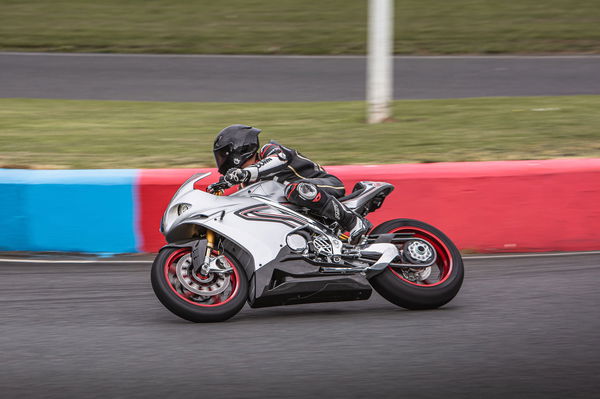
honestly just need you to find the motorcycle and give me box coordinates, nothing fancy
[151,172,464,322]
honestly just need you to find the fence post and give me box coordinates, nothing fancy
[367,0,394,123]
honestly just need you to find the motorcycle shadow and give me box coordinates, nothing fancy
[232,302,459,323]
[155,302,460,324]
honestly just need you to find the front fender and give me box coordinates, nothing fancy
[164,216,274,278]
[159,235,256,282]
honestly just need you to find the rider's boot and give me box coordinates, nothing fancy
[347,216,373,245]
[322,197,372,244]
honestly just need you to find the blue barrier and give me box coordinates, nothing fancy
[0,169,138,253]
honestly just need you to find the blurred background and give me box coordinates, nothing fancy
[0,0,599,169]
[1,2,599,399]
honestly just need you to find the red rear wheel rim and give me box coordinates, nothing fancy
[387,226,453,287]
[163,248,240,307]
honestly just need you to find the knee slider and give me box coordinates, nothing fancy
[296,182,318,200]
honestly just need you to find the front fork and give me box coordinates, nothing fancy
[189,228,233,276]
[199,230,217,276]
[196,188,225,276]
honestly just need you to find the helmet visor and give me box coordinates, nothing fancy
[214,145,234,174]
[214,143,258,174]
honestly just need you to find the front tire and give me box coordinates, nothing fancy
[151,247,248,322]
[368,219,464,310]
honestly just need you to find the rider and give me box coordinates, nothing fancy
[208,124,371,244]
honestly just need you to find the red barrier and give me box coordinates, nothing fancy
[137,159,600,253]
[137,168,216,253]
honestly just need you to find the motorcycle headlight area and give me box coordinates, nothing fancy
[177,203,191,215]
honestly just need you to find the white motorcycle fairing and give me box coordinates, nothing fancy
[160,173,400,308]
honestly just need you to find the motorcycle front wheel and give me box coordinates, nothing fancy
[368,219,464,310]
[151,247,248,322]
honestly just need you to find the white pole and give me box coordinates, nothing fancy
[367,0,394,124]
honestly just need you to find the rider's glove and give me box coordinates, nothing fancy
[207,177,231,194]
[224,168,251,185]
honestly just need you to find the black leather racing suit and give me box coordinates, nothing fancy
[241,141,357,230]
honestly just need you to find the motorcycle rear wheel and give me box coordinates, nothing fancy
[368,218,464,310]
[151,247,248,322]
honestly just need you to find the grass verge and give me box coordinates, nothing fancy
[0,96,599,169]
[0,0,598,55]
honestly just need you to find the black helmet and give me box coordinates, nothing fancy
[213,124,261,174]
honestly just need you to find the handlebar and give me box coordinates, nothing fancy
[207,178,231,195]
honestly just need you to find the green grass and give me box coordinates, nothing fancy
[0,0,598,55]
[1,96,599,169]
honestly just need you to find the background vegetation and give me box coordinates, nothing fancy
[0,0,598,55]
[1,96,599,169]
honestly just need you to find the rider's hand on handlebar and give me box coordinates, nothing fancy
[207,169,250,194]
[223,168,251,185]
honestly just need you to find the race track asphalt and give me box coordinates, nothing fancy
[1,53,599,101]
[1,252,599,399]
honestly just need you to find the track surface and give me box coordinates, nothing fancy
[1,253,599,398]
[1,53,599,101]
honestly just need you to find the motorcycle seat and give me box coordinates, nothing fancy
[339,181,394,215]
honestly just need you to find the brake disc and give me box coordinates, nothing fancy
[175,254,231,296]
[401,265,433,282]
[404,240,435,264]
[401,239,436,282]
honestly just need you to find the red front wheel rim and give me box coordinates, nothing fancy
[387,227,453,287]
[163,248,240,307]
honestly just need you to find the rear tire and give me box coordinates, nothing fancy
[368,219,464,310]
[151,247,248,322]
